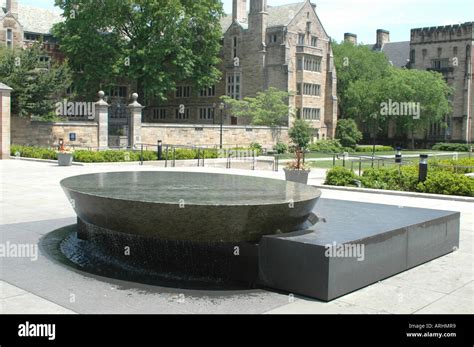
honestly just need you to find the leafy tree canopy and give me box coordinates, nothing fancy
[221,87,290,126]
[0,44,72,119]
[335,118,363,148]
[53,0,224,101]
[289,119,313,149]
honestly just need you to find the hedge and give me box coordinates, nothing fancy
[325,165,473,197]
[432,143,471,152]
[11,145,57,160]
[10,145,231,163]
[355,145,393,152]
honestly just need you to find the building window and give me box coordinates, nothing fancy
[298,34,305,45]
[199,107,214,120]
[233,36,238,59]
[304,57,321,72]
[176,86,191,98]
[175,108,190,120]
[270,34,278,43]
[25,33,40,41]
[153,108,166,120]
[226,73,241,99]
[306,22,312,32]
[303,108,320,120]
[311,36,318,47]
[109,86,127,98]
[200,85,215,97]
[422,49,427,59]
[6,29,13,49]
[431,59,449,70]
[297,58,303,71]
[303,83,321,96]
[410,50,415,64]
[437,47,442,57]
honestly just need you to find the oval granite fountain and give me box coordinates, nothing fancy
[58,171,321,287]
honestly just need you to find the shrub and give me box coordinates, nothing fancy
[73,150,157,163]
[249,142,263,156]
[325,167,357,186]
[431,158,474,174]
[360,165,473,197]
[355,145,393,152]
[11,145,57,160]
[273,142,288,154]
[309,139,344,153]
[361,166,419,191]
[335,119,363,148]
[432,143,471,152]
[417,171,474,197]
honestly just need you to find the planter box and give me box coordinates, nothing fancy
[283,168,310,184]
[58,152,73,166]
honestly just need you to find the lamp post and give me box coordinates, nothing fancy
[418,154,428,182]
[395,147,402,163]
[157,140,163,160]
[219,102,225,149]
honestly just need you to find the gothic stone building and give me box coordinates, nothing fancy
[147,0,338,140]
[346,24,474,144]
[0,0,62,61]
[409,22,473,143]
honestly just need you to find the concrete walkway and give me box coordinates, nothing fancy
[0,159,472,314]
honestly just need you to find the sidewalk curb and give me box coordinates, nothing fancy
[10,157,84,166]
[313,184,474,202]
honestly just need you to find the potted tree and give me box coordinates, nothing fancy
[284,119,313,184]
[57,138,74,166]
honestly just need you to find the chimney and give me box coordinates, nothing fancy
[6,0,18,18]
[232,0,247,24]
[344,33,357,45]
[376,29,390,49]
[249,0,267,14]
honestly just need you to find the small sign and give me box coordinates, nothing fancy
[69,133,77,141]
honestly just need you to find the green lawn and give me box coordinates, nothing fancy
[277,150,470,160]
[307,152,471,171]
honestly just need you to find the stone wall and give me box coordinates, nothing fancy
[141,123,289,149]
[11,117,99,148]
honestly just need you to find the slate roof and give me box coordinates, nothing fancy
[220,2,306,33]
[365,41,410,68]
[1,2,62,34]
[0,82,13,90]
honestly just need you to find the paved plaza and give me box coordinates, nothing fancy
[0,159,473,314]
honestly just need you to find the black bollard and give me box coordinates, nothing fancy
[157,140,163,161]
[395,147,402,163]
[418,154,428,182]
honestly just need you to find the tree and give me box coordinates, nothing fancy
[336,119,363,148]
[343,67,452,148]
[0,45,72,119]
[332,41,392,118]
[289,119,312,149]
[53,0,224,101]
[221,88,290,126]
[288,119,312,170]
